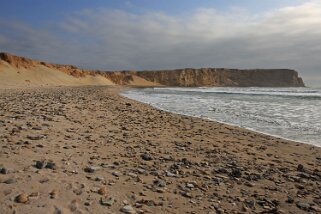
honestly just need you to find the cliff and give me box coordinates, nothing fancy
[130,68,305,87]
[0,52,305,87]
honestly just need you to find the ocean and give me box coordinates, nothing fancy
[122,87,321,147]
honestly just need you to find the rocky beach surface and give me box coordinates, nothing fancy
[0,86,320,214]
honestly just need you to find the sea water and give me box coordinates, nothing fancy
[122,87,321,147]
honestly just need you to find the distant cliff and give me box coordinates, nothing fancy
[1,52,305,87]
[104,68,304,87]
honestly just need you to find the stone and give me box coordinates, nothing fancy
[100,197,115,206]
[181,191,192,198]
[15,193,29,203]
[35,160,46,169]
[153,179,166,187]
[0,167,9,174]
[311,205,321,212]
[297,164,304,172]
[230,168,242,178]
[186,183,194,188]
[112,171,121,177]
[27,135,45,140]
[166,171,176,177]
[84,166,100,173]
[120,205,136,214]
[296,202,310,211]
[3,177,17,184]
[127,172,138,178]
[98,186,108,195]
[50,189,58,199]
[141,153,153,161]
[45,161,57,170]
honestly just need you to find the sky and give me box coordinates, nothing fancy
[0,0,320,87]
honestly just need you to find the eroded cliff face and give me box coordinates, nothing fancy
[129,68,305,87]
[0,52,305,87]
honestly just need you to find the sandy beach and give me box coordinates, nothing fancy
[0,86,320,214]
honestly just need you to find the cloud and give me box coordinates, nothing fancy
[1,1,321,86]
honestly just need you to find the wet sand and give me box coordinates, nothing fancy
[0,86,320,214]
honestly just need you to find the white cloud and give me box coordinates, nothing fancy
[1,1,321,86]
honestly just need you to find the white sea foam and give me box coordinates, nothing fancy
[122,87,321,147]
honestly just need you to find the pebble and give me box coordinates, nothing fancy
[112,171,121,177]
[84,166,101,173]
[100,197,115,206]
[120,205,136,214]
[35,160,46,169]
[141,153,153,161]
[50,189,58,199]
[98,186,108,195]
[154,179,166,187]
[0,167,9,174]
[27,135,45,140]
[166,171,176,177]
[3,177,17,184]
[15,193,29,203]
[45,161,57,170]
[296,202,310,211]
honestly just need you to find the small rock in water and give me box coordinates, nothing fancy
[15,193,29,203]
[120,205,136,214]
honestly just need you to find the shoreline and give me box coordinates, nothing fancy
[1,85,320,213]
[121,87,321,148]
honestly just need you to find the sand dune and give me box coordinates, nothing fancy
[0,60,114,88]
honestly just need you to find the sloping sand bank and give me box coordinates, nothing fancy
[0,60,114,88]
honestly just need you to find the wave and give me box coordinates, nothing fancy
[151,87,321,99]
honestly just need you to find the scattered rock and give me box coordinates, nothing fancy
[27,135,45,140]
[100,197,115,206]
[153,179,166,187]
[297,164,304,172]
[45,161,57,170]
[15,193,29,203]
[35,160,46,169]
[120,205,136,214]
[98,186,107,195]
[0,167,9,174]
[296,202,310,211]
[230,168,242,178]
[50,189,58,199]
[141,153,153,161]
[84,166,101,173]
[3,177,17,184]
